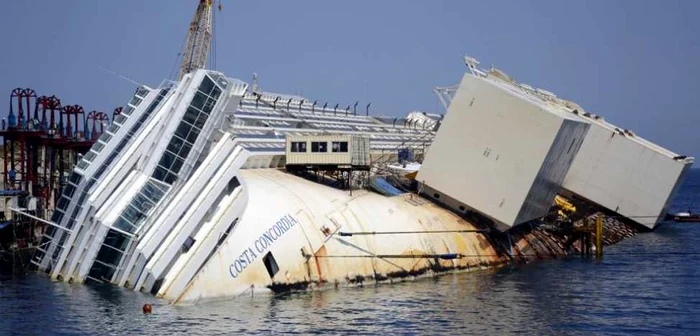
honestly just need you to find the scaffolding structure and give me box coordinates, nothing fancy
[0,87,114,219]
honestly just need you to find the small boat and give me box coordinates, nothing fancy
[666,211,700,222]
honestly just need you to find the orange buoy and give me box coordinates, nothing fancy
[142,304,152,314]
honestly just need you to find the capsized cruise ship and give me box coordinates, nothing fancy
[30,57,692,304]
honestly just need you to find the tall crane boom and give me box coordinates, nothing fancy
[178,0,214,80]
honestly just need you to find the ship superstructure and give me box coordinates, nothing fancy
[31,69,436,291]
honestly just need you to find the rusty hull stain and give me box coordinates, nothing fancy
[265,214,637,295]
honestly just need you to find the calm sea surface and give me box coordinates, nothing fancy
[2,169,699,335]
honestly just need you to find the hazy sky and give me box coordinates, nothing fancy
[1,1,698,161]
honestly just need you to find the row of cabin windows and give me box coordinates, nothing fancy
[291,141,349,153]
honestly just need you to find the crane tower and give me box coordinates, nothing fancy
[178,0,214,80]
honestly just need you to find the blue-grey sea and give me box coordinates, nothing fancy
[1,169,699,335]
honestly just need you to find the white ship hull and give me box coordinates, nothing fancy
[165,168,502,303]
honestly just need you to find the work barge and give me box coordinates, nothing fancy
[5,54,687,304]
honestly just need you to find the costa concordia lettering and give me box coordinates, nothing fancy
[29,56,692,304]
[230,214,297,278]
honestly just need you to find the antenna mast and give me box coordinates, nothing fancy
[178,0,214,80]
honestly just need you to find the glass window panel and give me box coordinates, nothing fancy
[191,92,207,111]
[70,205,81,221]
[114,217,137,233]
[332,141,348,153]
[77,159,90,170]
[77,190,89,206]
[57,197,70,211]
[175,122,191,140]
[142,181,166,202]
[116,137,130,150]
[131,194,155,214]
[164,172,178,185]
[123,106,135,116]
[92,142,105,153]
[166,136,185,154]
[98,132,113,143]
[171,157,184,174]
[202,97,217,114]
[137,87,150,97]
[210,87,222,101]
[85,179,96,190]
[129,96,142,106]
[88,258,117,282]
[291,142,307,152]
[186,127,200,143]
[68,172,82,185]
[83,151,97,162]
[114,114,127,125]
[199,76,215,95]
[311,142,328,153]
[183,107,199,125]
[193,114,206,129]
[150,179,169,194]
[96,234,130,258]
[65,219,77,230]
[51,210,64,223]
[94,164,108,179]
[153,166,167,181]
[227,176,240,193]
[170,158,185,173]
[158,151,176,170]
[120,205,141,223]
[178,142,192,158]
[104,229,131,251]
[63,184,77,198]
[107,123,120,133]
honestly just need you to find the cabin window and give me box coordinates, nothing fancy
[182,236,196,253]
[98,132,112,143]
[263,252,280,278]
[83,151,97,163]
[291,141,307,153]
[51,209,64,223]
[114,114,128,125]
[227,176,240,193]
[311,141,328,153]
[57,196,71,211]
[68,172,83,185]
[129,96,142,107]
[332,141,349,153]
[217,218,239,247]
